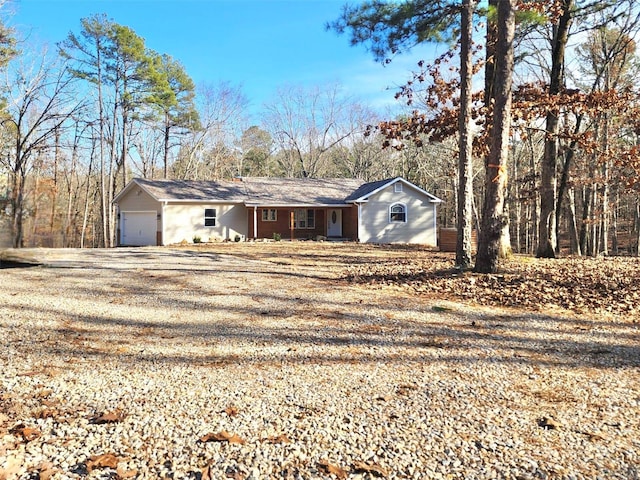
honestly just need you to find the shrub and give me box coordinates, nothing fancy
[193,235,202,244]
[273,232,281,242]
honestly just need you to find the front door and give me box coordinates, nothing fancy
[327,209,342,237]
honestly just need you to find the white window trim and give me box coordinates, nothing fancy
[262,208,277,222]
[204,208,217,227]
[389,203,407,223]
[294,208,315,229]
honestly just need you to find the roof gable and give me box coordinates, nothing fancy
[346,177,443,203]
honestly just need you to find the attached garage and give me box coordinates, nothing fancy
[120,211,157,246]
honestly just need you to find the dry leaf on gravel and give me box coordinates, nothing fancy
[396,384,418,396]
[353,461,388,477]
[89,410,125,424]
[224,406,240,417]
[86,453,121,471]
[201,465,213,480]
[9,423,41,442]
[264,434,291,444]
[0,455,23,480]
[199,430,246,444]
[538,417,562,430]
[317,459,348,479]
[36,462,57,480]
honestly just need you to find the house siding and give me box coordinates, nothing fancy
[163,203,248,244]
[359,183,437,245]
[116,187,162,213]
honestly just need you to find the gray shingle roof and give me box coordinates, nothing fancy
[133,178,247,202]
[129,177,369,205]
[242,177,365,205]
[121,176,441,206]
[343,178,395,202]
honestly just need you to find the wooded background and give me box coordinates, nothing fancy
[1,1,639,258]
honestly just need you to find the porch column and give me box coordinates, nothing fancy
[253,206,258,239]
[290,210,294,240]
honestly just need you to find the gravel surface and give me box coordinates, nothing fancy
[1,245,639,480]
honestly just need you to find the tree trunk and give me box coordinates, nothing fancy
[10,166,25,248]
[474,0,515,273]
[50,128,60,237]
[537,0,573,258]
[567,187,581,255]
[611,187,618,255]
[599,159,610,256]
[455,0,476,269]
[635,200,640,256]
[554,114,582,255]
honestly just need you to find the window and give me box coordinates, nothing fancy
[294,209,315,229]
[394,182,403,193]
[389,203,406,223]
[262,208,277,221]
[204,208,216,227]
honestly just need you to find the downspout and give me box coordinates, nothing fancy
[432,202,438,246]
[357,203,362,243]
[253,206,258,239]
[161,201,167,246]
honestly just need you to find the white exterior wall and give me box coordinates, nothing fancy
[359,183,437,245]
[163,203,248,244]
[117,187,162,213]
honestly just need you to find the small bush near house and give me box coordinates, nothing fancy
[273,233,281,241]
[234,235,241,242]
[193,235,202,244]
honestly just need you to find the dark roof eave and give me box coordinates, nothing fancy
[244,203,353,208]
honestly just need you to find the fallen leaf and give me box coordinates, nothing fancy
[35,389,53,398]
[353,461,388,477]
[199,430,246,445]
[576,430,606,441]
[317,459,348,479]
[9,424,41,442]
[396,384,418,396]
[90,410,125,424]
[0,455,23,479]
[224,406,240,417]
[37,462,57,480]
[201,465,212,480]
[265,434,291,444]
[34,408,57,419]
[538,416,562,430]
[86,453,121,471]
[375,395,392,402]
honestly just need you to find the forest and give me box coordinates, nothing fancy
[1,0,639,264]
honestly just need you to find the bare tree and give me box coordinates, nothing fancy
[173,81,248,180]
[1,54,83,247]
[263,84,370,178]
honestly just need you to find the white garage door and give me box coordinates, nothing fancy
[121,211,157,246]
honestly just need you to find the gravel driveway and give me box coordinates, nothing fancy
[1,245,639,479]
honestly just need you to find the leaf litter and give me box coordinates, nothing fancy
[345,254,640,318]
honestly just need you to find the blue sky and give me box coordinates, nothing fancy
[7,0,441,119]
